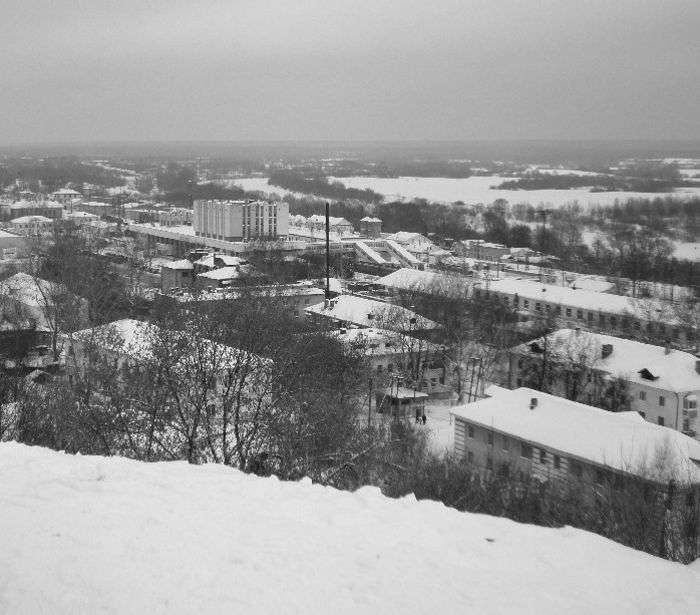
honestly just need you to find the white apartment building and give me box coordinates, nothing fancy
[508,329,700,439]
[479,278,694,347]
[193,199,289,241]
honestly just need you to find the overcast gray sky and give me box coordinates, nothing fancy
[2,0,699,143]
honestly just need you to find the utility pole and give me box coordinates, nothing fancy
[325,201,331,299]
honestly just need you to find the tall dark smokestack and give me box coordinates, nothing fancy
[325,201,331,299]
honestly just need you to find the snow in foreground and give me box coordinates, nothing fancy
[1,444,698,614]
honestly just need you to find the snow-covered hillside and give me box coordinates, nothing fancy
[1,443,698,614]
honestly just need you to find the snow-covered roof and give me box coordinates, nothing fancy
[513,329,700,393]
[360,216,382,222]
[197,266,252,281]
[375,267,473,297]
[193,254,247,268]
[2,442,699,613]
[70,319,267,369]
[305,294,439,331]
[487,278,680,323]
[10,215,53,223]
[451,387,700,482]
[388,231,428,244]
[0,273,63,308]
[332,327,440,356]
[65,211,98,219]
[0,230,23,239]
[51,188,82,196]
[307,215,353,227]
[161,259,194,270]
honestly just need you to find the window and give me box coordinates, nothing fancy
[535,302,541,312]
[658,416,665,426]
[387,363,393,373]
[468,425,475,438]
[553,455,561,469]
[610,316,617,327]
[467,451,474,463]
[577,309,583,320]
[570,459,583,478]
[639,391,646,401]
[523,300,529,309]
[565,308,572,317]
[659,396,665,407]
[633,321,641,331]
[502,435,509,451]
[684,398,698,410]
[376,365,383,373]
[555,306,561,315]
[487,432,494,445]
[521,443,533,459]
[599,314,605,325]
[587,312,594,322]
[539,449,547,464]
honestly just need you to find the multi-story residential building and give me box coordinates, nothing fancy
[193,199,289,241]
[451,387,700,550]
[9,215,55,236]
[478,278,694,347]
[333,327,448,395]
[1,200,63,221]
[508,329,700,439]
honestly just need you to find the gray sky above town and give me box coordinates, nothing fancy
[3,0,699,143]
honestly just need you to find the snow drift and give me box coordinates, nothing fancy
[0,443,698,614]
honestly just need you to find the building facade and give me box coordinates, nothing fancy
[193,199,289,241]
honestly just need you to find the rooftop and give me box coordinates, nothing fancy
[305,294,439,331]
[70,319,268,370]
[375,267,473,297]
[486,278,680,323]
[161,259,194,271]
[10,215,53,223]
[513,329,700,393]
[451,387,700,482]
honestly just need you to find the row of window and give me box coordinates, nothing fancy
[475,289,682,339]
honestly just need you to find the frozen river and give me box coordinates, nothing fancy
[329,175,700,208]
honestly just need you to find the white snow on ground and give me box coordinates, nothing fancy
[1,443,699,614]
[673,241,700,262]
[328,176,700,208]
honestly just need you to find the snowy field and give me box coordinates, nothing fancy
[329,175,700,208]
[673,242,700,262]
[1,443,699,614]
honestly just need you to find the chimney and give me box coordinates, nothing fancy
[529,397,538,410]
[601,344,613,359]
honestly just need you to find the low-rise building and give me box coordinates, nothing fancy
[455,239,511,261]
[359,216,382,238]
[50,189,83,205]
[451,387,700,550]
[160,259,195,292]
[305,294,439,332]
[9,215,54,236]
[0,230,28,259]
[333,327,448,395]
[508,329,700,439]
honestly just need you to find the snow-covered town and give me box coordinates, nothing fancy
[1,1,700,612]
